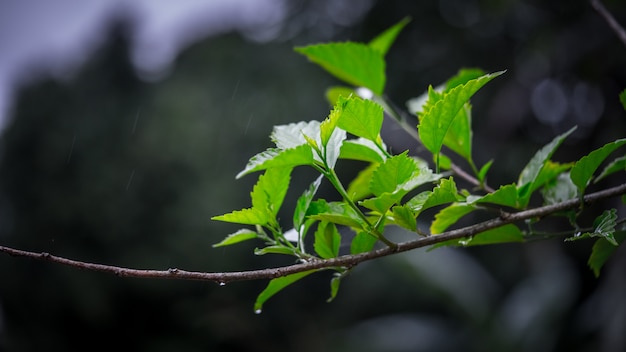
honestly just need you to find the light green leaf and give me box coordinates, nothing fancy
[392,205,417,232]
[314,222,341,259]
[346,163,378,201]
[370,152,418,196]
[254,270,317,313]
[443,103,472,162]
[236,145,314,178]
[294,175,323,230]
[308,201,366,229]
[588,231,626,277]
[570,139,626,192]
[212,208,268,226]
[336,96,385,142]
[478,160,493,183]
[295,42,386,95]
[431,203,476,234]
[213,229,258,248]
[360,193,401,213]
[251,168,291,217]
[339,138,386,163]
[254,245,296,256]
[351,231,378,254]
[368,17,410,56]
[327,274,342,303]
[444,68,486,91]
[595,155,626,183]
[406,177,461,214]
[418,71,504,167]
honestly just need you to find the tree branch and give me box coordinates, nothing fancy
[591,0,626,48]
[2,182,625,285]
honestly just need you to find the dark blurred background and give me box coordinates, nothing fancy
[0,0,625,351]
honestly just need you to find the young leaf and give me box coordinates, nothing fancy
[406,177,462,215]
[213,229,258,248]
[294,175,324,230]
[570,139,626,192]
[442,103,472,162]
[430,203,476,234]
[588,231,626,277]
[272,121,321,150]
[444,68,487,91]
[326,86,356,106]
[314,222,341,259]
[327,274,343,302]
[418,71,504,167]
[254,245,296,256]
[295,42,386,95]
[351,231,378,254]
[516,127,576,205]
[477,160,493,183]
[368,17,410,56]
[254,270,318,313]
[308,200,366,229]
[336,96,385,143]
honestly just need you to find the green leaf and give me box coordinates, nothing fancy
[368,17,410,56]
[326,86,356,106]
[254,245,296,256]
[271,121,321,150]
[619,89,626,111]
[570,139,626,192]
[339,138,386,163]
[392,205,417,232]
[294,175,324,230]
[360,193,401,213]
[433,224,523,248]
[314,222,342,259]
[588,231,626,277]
[308,200,366,229]
[566,209,619,245]
[327,274,342,303]
[541,172,577,205]
[475,184,519,208]
[351,231,378,254]
[254,270,317,313]
[431,203,476,234]
[336,96,385,142]
[595,155,626,183]
[369,152,418,196]
[212,208,268,226]
[517,127,576,204]
[251,168,291,217]
[442,103,473,162]
[406,177,462,215]
[477,160,493,183]
[444,68,486,91]
[237,145,315,178]
[418,71,504,167]
[346,162,378,201]
[295,42,386,95]
[213,229,258,248]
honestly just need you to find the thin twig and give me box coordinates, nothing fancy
[2,182,625,285]
[591,0,626,48]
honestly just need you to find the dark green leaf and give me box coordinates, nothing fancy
[595,155,626,183]
[541,172,577,205]
[565,209,618,245]
[588,231,626,277]
[619,89,626,111]
[570,139,626,192]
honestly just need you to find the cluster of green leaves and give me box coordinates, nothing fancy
[212,18,626,312]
